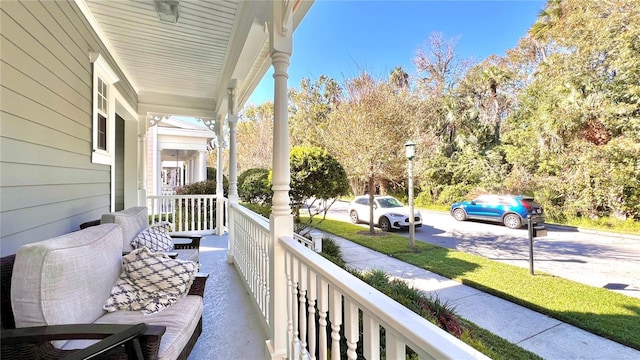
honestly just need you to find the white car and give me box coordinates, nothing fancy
[348,195,422,232]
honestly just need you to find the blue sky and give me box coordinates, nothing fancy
[246,0,546,106]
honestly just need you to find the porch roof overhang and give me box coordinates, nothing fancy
[77,0,313,119]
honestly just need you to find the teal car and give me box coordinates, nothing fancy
[450,195,544,229]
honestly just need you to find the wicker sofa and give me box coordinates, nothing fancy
[100,207,201,262]
[1,223,206,360]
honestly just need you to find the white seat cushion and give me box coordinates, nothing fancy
[175,248,199,262]
[88,296,202,360]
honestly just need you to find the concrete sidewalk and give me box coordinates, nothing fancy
[327,235,640,360]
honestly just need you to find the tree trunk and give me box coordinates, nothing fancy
[368,175,375,234]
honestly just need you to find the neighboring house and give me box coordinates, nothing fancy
[147,117,216,196]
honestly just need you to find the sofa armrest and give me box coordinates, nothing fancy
[170,234,202,250]
[1,323,166,360]
[188,273,209,297]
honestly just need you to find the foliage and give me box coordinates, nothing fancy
[498,0,640,220]
[206,167,229,191]
[177,180,223,195]
[289,146,350,222]
[237,168,272,204]
[237,102,274,173]
[241,202,271,219]
[319,237,345,268]
[323,72,421,233]
[288,76,341,148]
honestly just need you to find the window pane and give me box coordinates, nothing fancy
[98,114,107,150]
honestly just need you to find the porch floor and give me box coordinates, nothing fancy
[188,234,267,359]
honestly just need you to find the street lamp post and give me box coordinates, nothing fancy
[405,140,416,250]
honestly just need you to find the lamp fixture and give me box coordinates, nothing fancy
[154,0,180,23]
[405,140,416,160]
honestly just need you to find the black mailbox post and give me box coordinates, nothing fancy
[527,214,547,275]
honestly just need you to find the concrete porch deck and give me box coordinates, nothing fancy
[188,234,267,360]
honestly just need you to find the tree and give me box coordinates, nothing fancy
[236,102,274,172]
[324,72,418,234]
[288,146,350,223]
[237,168,272,205]
[389,66,409,91]
[502,0,640,220]
[288,76,342,147]
[413,32,472,98]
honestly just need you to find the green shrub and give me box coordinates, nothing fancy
[240,202,271,218]
[206,167,229,187]
[437,184,473,204]
[177,180,222,195]
[321,237,342,260]
[238,168,272,204]
[415,190,434,207]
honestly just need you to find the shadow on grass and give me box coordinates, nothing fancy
[393,247,482,280]
[461,278,640,351]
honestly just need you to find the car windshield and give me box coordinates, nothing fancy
[377,197,403,208]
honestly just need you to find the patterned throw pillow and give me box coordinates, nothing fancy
[131,226,174,252]
[151,221,174,232]
[104,247,199,314]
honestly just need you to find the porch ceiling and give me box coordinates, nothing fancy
[79,0,313,118]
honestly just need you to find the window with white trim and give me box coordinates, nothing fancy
[89,52,119,164]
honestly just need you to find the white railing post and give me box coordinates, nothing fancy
[216,114,225,235]
[310,231,322,252]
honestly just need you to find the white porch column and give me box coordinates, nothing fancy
[188,157,194,184]
[198,150,207,182]
[216,115,225,235]
[266,2,293,358]
[227,84,238,263]
[137,132,147,206]
[156,148,163,196]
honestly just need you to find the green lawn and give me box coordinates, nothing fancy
[306,217,640,351]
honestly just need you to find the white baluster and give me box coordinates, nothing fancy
[318,279,328,360]
[286,252,294,358]
[190,197,195,230]
[344,299,358,360]
[362,313,380,360]
[299,263,308,357]
[308,271,317,360]
[385,332,405,360]
[329,287,342,360]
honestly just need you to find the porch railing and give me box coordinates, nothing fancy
[146,194,227,234]
[230,204,488,360]
[230,203,272,325]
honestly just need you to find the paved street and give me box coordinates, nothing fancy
[322,200,640,298]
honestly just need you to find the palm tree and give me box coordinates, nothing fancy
[389,66,409,91]
[481,64,511,144]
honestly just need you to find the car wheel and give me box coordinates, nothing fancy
[379,217,391,232]
[349,210,360,224]
[503,213,522,229]
[452,208,467,221]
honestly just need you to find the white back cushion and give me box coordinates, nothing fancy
[11,224,123,328]
[101,206,149,252]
